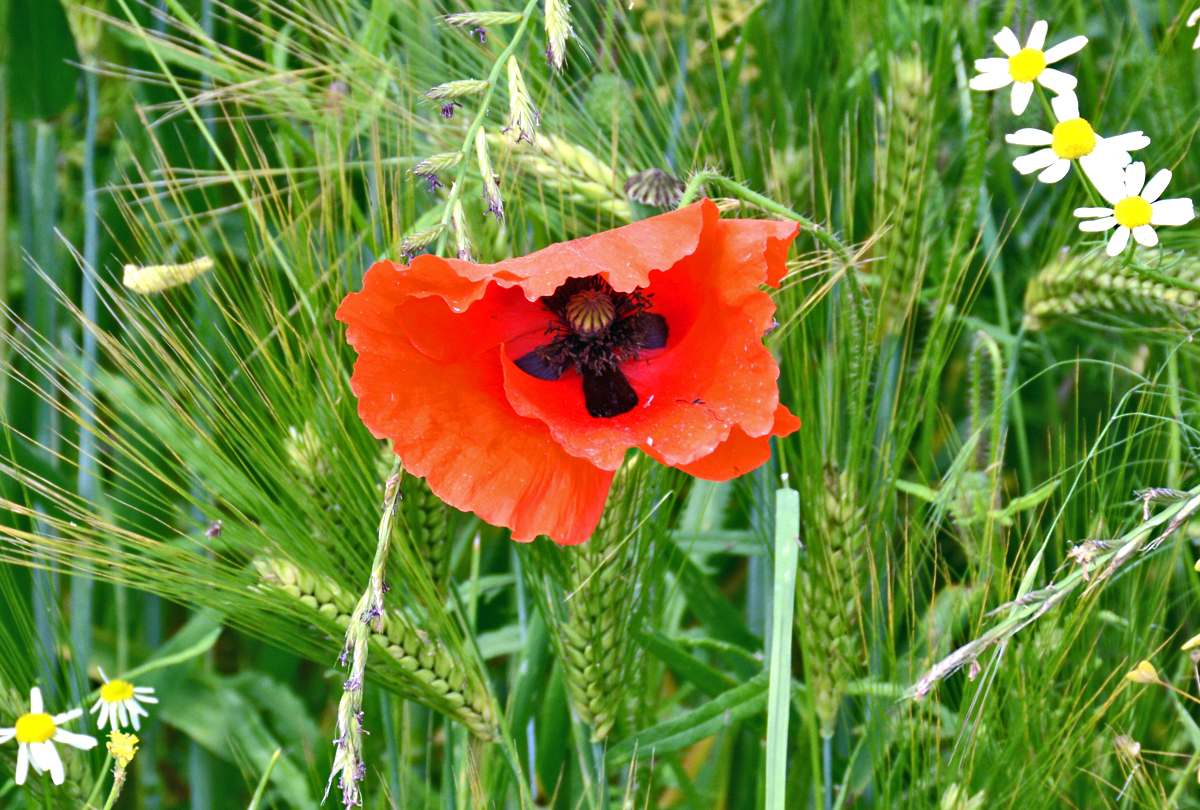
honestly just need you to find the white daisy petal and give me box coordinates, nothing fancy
[1103,131,1151,152]
[1150,198,1196,226]
[54,730,98,751]
[0,729,14,744]
[974,57,1011,73]
[96,702,110,730]
[1074,207,1114,218]
[1079,216,1118,232]
[1189,8,1200,26]
[971,72,1013,91]
[1080,154,1129,195]
[29,688,43,716]
[1141,169,1172,203]
[1133,224,1159,247]
[133,686,156,695]
[994,27,1021,57]
[1038,158,1071,184]
[129,709,142,731]
[1043,35,1088,64]
[117,701,129,729]
[15,744,29,785]
[1006,128,1054,146]
[1011,82,1035,115]
[53,708,82,725]
[1027,20,1048,50]
[35,742,65,786]
[1036,68,1077,95]
[1124,162,1146,198]
[128,699,149,718]
[1051,92,1079,122]
[1013,149,1058,174]
[1107,225,1131,256]
[89,698,103,714]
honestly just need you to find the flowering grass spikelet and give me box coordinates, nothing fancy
[544,0,573,70]
[474,128,503,220]
[970,21,1085,114]
[90,670,158,731]
[503,56,540,144]
[1125,660,1160,684]
[0,687,97,785]
[122,257,213,294]
[443,11,525,27]
[426,79,490,100]
[401,225,445,261]
[1073,162,1195,255]
[1005,93,1148,186]
[448,190,473,262]
[336,200,801,545]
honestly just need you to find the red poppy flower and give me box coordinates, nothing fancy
[336,199,800,545]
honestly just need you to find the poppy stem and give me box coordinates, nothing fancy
[677,170,853,262]
[434,0,542,257]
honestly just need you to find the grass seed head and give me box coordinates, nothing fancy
[426,79,490,100]
[544,0,573,70]
[122,257,214,295]
[503,57,540,144]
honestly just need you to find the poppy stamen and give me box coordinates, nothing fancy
[514,277,670,418]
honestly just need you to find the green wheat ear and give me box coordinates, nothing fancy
[873,49,936,337]
[799,466,868,738]
[253,558,499,739]
[521,455,667,743]
[1022,248,1200,331]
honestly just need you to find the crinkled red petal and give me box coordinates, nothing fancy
[666,403,801,480]
[336,262,613,545]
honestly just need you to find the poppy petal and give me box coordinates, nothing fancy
[483,199,718,298]
[398,282,552,362]
[666,404,801,480]
[337,267,613,545]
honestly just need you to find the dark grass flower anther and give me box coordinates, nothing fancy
[471,27,486,42]
[440,100,462,119]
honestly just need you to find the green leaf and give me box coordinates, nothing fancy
[6,0,79,121]
[765,487,799,808]
[609,672,769,764]
[637,627,738,699]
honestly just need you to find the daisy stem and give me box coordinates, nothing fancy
[41,771,51,810]
[83,752,114,809]
[1033,84,1055,126]
[677,170,852,262]
[433,0,541,257]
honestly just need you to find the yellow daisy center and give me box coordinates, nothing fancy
[100,680,135,703]
[1008,48,1047,83]
[1051,118,1097,160]
[15,713,56,744]
[1114,196,1153,229]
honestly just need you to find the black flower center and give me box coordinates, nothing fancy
[514,277,668,418]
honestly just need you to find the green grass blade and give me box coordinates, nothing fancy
[765,486,799,809]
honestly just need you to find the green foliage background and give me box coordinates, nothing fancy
[2,0,1200,808]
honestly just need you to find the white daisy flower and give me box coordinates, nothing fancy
[969,21,1087,114]
[0,687,97,785]
[1074,162,1196,255]
[90,670,158,731]
[1189,8,1200,50]
[1005,93,1149,186]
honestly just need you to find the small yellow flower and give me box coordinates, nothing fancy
[1183,632,1200,651]
[1125,660,1160,684]
[107,731,139,768]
